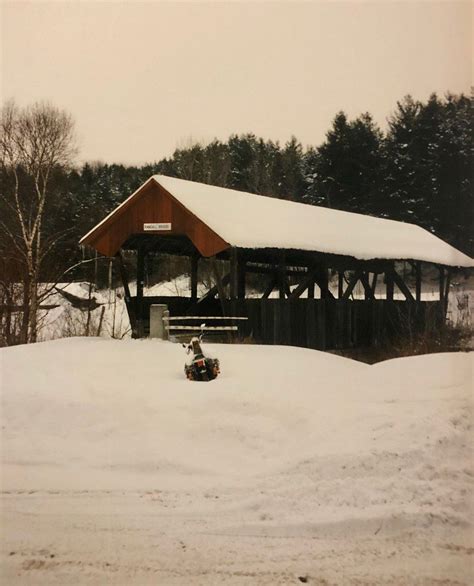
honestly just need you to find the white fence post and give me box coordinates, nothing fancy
[149,304,168,339]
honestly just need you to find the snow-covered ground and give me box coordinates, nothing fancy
[36,282,131,342]
[1,339,472,584]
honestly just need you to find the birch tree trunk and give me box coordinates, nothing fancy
[0,100,76,344]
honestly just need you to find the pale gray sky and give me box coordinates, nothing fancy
[1,1,472,165]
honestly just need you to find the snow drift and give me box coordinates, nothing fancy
[1,340,473,584]
[2,339,472,491]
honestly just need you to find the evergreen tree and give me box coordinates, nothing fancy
[303,112,384,214]
[382,95,440,222]
[280,137,306,201]
[382,93,472,254]
[436,94,473,254]
[201,140,231,186]
[228,134,260,192]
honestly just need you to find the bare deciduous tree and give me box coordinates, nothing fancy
[0,100,76,343]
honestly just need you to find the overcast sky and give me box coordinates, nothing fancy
[1,1,471,165]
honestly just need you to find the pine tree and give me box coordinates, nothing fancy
[280,137,306,201]
[382,94,443,223]
[303,112,383,214]
[382,93,472,254]
[436,94,473,254]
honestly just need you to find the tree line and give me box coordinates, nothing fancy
[65,92,472,256]
[1,92,472,344]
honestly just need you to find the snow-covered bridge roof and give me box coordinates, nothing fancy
[80,174,474,267]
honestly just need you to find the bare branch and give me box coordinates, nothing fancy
[1,99,77,343]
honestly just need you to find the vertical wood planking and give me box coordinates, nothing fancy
[372,300,383,347]
[261,301,271,344]
[316,300,326,349]
[344,301,353,347]
[336,300,344,348]
[273,300,281,344]
[306,300,316,348]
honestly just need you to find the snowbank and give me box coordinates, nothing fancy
[2,340,472,492]
[1,340,472,584]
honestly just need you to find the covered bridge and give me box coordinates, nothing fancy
[80,175,474,348]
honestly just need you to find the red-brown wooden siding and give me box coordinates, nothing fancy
[81,180,230,257]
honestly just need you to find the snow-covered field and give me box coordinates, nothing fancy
[1,339,473,585]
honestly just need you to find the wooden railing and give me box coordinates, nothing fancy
[163,315,248,341]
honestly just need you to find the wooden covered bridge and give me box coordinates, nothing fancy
[80,175,473,349]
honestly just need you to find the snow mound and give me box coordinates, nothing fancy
[1,339,472,494]
[1,341,473,584]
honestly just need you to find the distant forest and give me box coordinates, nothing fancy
[6,92,474,275]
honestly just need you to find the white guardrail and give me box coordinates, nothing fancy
[149,304,248,339]
[164,315,247,332]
